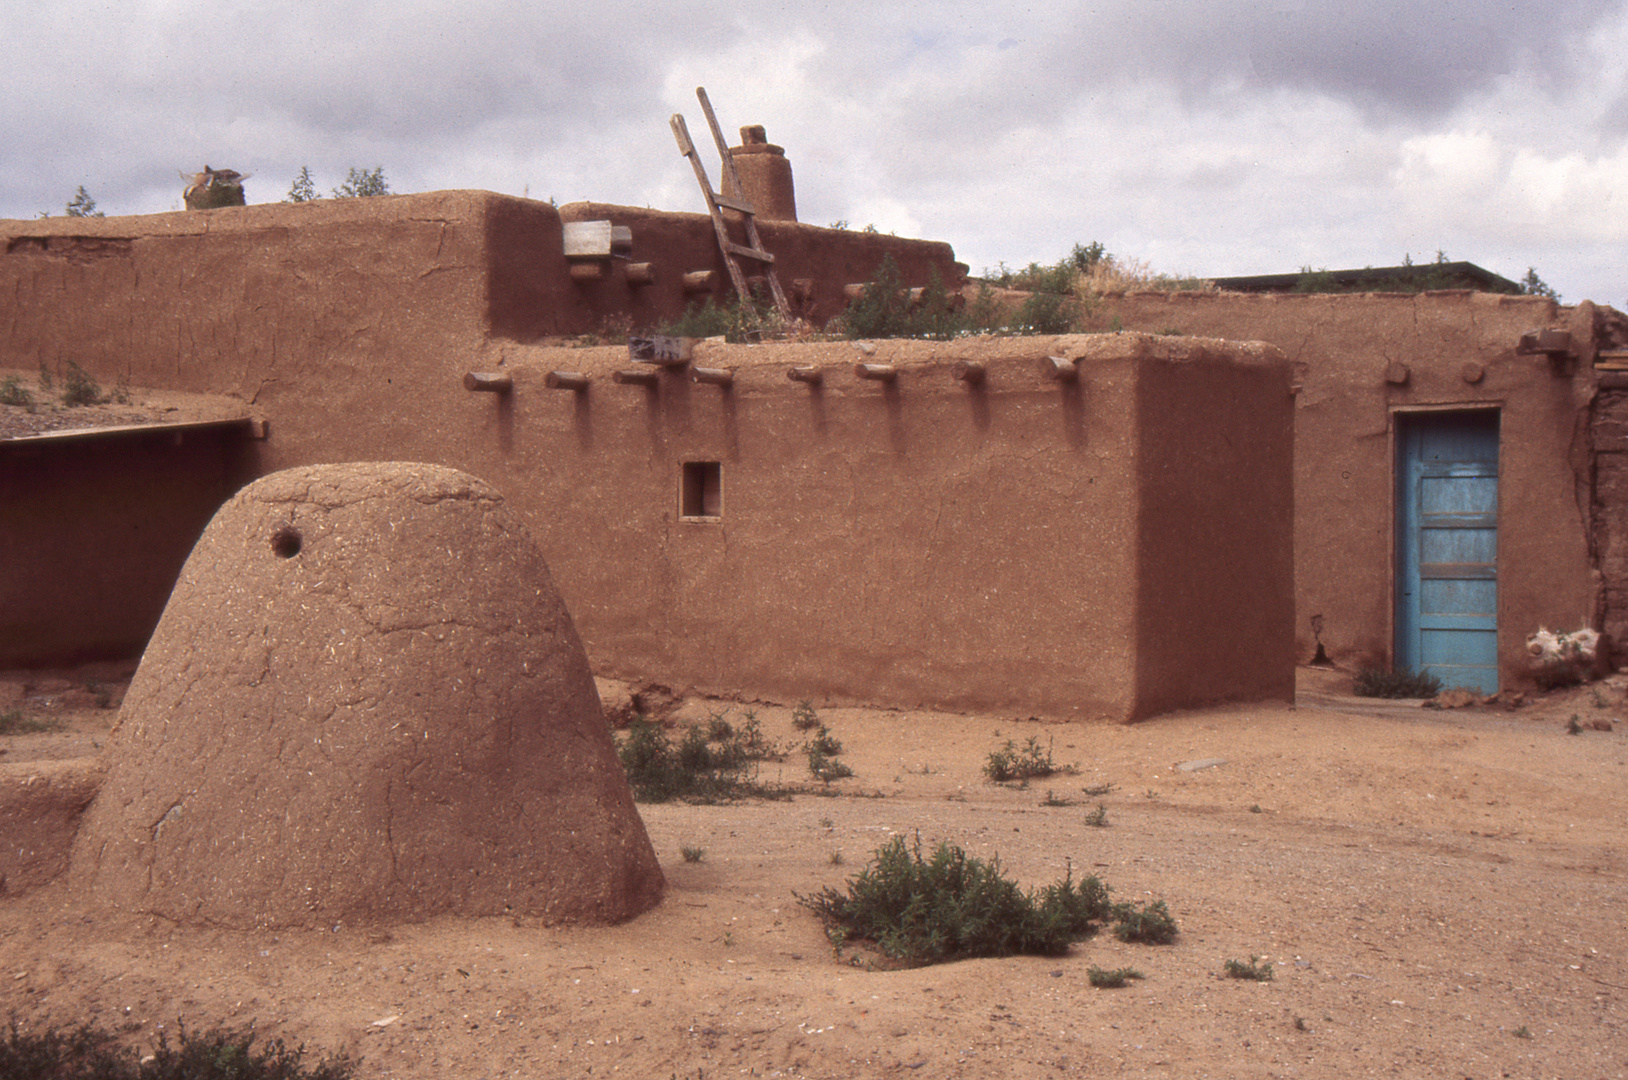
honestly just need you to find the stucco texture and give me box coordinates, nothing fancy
[1097,289,1597,685]
[69,462,664,928]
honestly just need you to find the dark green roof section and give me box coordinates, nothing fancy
[1212,261,1524,296]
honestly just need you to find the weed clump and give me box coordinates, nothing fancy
[984,736,1074,783]
[797,835,1115,964]
[1087,965,1145,989]
[1353,665,1443,699]
[0,711,64,735]
[0,1018,355,1080]
[615,717,787,804]
[805,724,854,782]
[680,844,705,863]
[1222,955,1276,981]
[59,362,103,406]
[1112,899,1180,944]
[0,376,33,409]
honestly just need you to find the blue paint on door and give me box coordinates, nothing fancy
[1396,412,1499,694]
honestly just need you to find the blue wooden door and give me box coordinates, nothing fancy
[1396,412,1499,694]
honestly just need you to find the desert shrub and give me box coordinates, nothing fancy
[0,711,64,735]
[805,724,854,782]
[0,376,33,408]
[797,835,1116,965]
[660,296,770,343]
[1083,804,1110,828]
[616,718,788,803]
[1112,899,1180,944]
[1087,965,1144,988]
[1223,956,1276,981]
[1353,666,1443,699]
[983,736,1072,783]
[1005,290,1076,334]
[791,700,821,731]
[60,362,103,406]
[0,1018,354,1080]
[680,844,705,863]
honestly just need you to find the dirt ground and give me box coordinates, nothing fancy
[0,665,1624,1079]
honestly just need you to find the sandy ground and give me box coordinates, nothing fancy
[0,665,1625,1080]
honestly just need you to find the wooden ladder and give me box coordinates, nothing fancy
[670,86,791,321]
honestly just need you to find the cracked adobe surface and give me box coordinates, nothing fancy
[69,461,663,929]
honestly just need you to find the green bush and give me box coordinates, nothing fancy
[1223,956,1275,981]
[616,717,787,803]
[1112,899,1180,944]
[1087,965,1144,988]
[984,736,1072,783]
[0,376,33,408]
[60,362,103,406]
[796,835,1115,964]
[0,1019,354,1080]
[805,724,854,782]
[1353,666,1443,699]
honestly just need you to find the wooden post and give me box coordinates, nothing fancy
[463,372,513,394]
[954,360,985,385]
[545,371,589,391]
[855,363,896,383]
[692,367,734,387]
[683,270,716,293]
[787,365,823,386]
[613,369,660,387]
[626,262,656,286]
[1043,356,1078,382]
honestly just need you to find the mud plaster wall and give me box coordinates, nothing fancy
[0,196,1286,719]
[240,333,1290,722]
[1093,289,1597,686]
[0,425,257,665]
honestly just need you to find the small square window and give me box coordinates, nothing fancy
[681,461,722,518]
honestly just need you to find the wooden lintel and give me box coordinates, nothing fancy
[788,365,823,386]
[613,369,659,387]
[692,367,734,387]
[855,363,896,383]
[626,262,656,286]
[682,270,716,293]
[545,371,589,391]
[463,372,513,394]
[569,262,606,283]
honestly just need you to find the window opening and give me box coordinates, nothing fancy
[681,461,722,518]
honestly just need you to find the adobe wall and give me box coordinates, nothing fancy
[0,424,257,665]
[555,203,963,331]
[215,332,1290,721]
[0,194,1289,719]
[1089,289,1597,686]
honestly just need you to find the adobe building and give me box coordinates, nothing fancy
[2,152,1616,705]
[0,190,1295,722]
[1085,287,1626,694]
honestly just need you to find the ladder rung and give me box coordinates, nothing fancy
[723,242,774,263]
[712,194,756,214]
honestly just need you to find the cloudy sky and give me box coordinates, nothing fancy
[5,1,1626,304]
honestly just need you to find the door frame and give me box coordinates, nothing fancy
[1390,404,1503,690]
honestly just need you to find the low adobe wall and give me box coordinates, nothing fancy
[1088,289,1597,687]
[556,202,963,330]
[420,335,1294,721]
